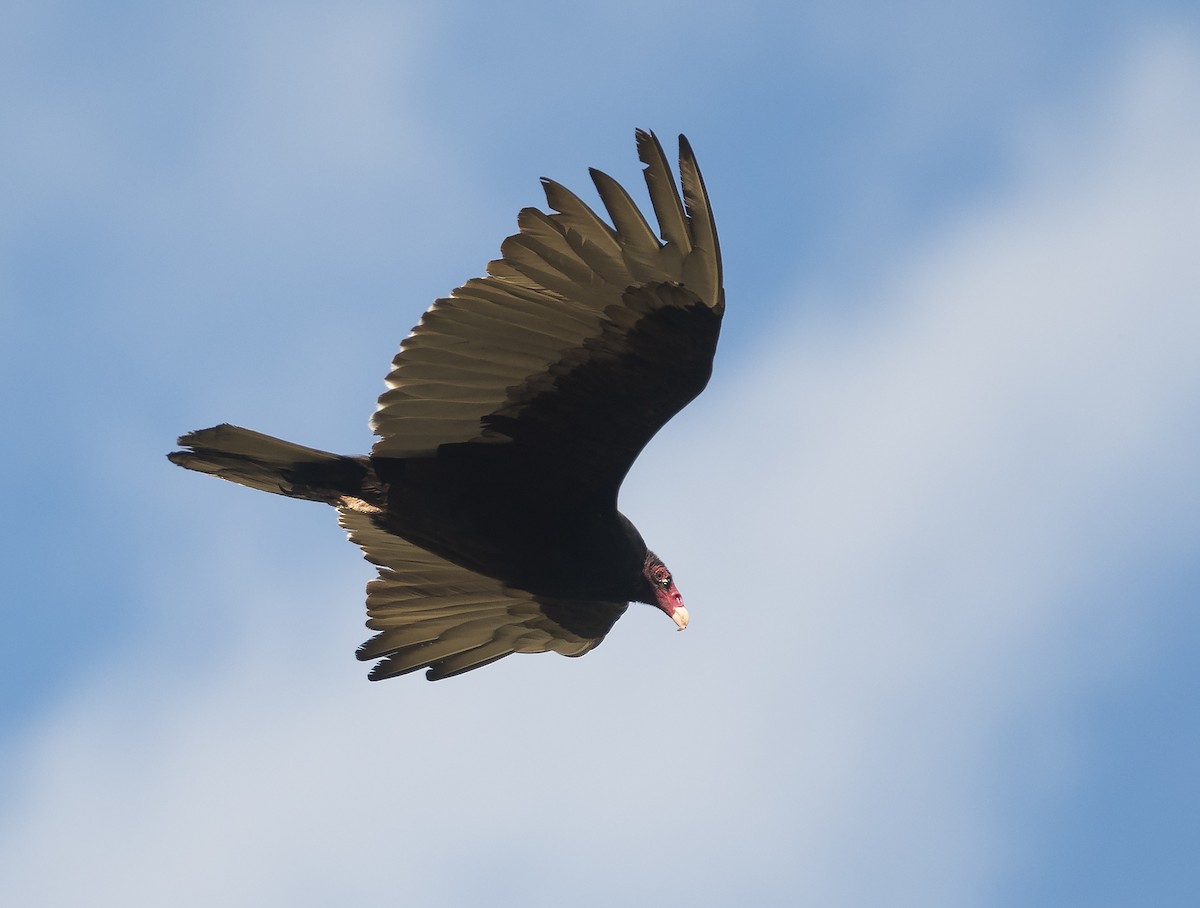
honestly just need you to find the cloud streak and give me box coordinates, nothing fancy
[3,19,1199,908]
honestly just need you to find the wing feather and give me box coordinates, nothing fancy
[678,135,723,310]
[371,132,723,474]
[340,511,627,681]
[636,128,691,254]
[588,166,664,283]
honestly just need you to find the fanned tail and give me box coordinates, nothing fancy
[168,423,374,505]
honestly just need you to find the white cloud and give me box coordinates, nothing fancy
[3,27,1199,908]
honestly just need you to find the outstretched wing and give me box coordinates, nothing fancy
[340,511,627,681]
[371,130,723,498]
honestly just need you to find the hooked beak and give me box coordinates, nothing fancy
[656,584,689,631]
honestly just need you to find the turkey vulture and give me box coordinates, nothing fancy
[169,130,723,681]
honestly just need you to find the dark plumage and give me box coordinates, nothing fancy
[169,130,724,681]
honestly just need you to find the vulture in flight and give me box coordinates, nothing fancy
[170,130,724,681]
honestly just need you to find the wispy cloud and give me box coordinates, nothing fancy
[2,15,1198,908]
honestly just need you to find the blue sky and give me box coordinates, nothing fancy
[3,1,1199,905]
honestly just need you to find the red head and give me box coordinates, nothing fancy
[644,552,688,631]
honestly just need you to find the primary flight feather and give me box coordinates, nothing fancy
[169,130,724,681]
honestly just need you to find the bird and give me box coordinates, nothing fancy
[169,129,724,681]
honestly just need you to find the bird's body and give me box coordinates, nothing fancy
[170,131,723,681]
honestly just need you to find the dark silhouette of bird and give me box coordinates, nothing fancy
[169,130,723,681]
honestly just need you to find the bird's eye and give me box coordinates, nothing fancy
[657,573,671,587]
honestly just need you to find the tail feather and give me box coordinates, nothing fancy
[168,423,371,504]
